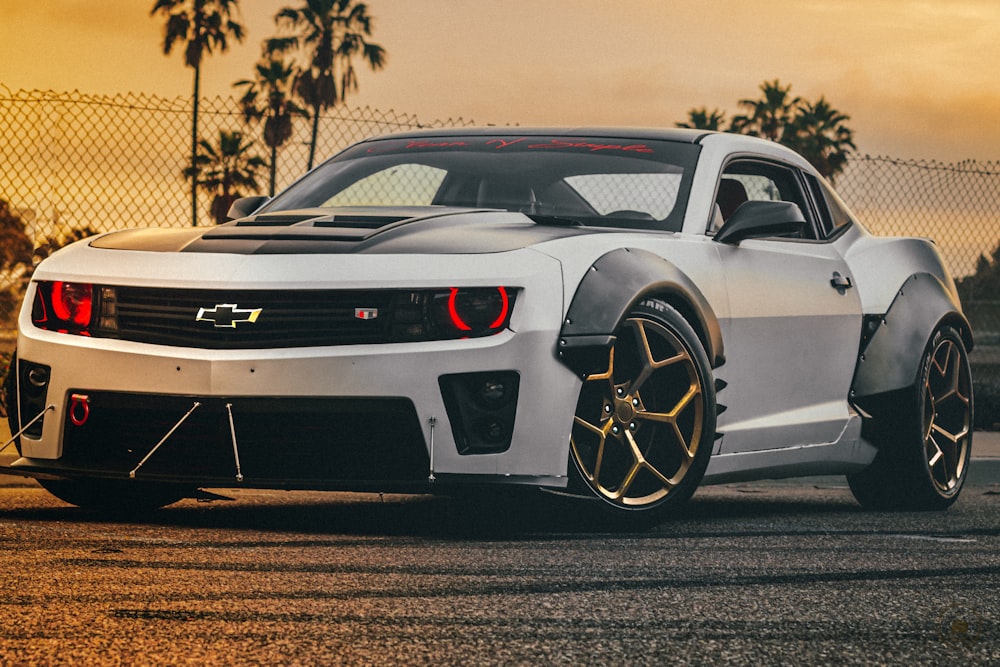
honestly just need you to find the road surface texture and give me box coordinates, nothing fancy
[1,484,998,664]
[1,435,998,665]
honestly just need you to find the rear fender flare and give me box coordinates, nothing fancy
[851,272,973,413]
[556,247,724,376]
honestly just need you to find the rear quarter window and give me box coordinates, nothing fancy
[806,174,856,238]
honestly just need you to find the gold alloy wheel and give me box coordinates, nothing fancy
[922,336,972,495]
[570,315,704,508]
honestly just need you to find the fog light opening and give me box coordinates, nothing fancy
[476,375,513,408]
[27,366,50,391]
[476,417,508,444]
[439,371,520,455]
[17,361,52,440]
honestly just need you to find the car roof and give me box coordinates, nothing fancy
[362,126,713,145]
[342,126,815,181]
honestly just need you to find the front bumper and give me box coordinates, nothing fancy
[10,244,587,490]
[13,392,431,490]
[10,301,580,492]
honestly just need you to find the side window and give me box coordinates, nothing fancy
[712,160,817,239]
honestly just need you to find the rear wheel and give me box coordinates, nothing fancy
[37,478,189,512]
[568,300,716,526]
[848,326,973,510]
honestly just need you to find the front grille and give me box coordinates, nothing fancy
[34,282,517,348]
[107,287,401,349]
[60,392,429,485]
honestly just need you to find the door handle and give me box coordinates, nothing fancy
[830,271,853,291]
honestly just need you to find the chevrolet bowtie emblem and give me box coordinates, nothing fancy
[196,304,263,328]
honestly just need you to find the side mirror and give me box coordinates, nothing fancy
[713,200,806,245]
[226,196,269,221]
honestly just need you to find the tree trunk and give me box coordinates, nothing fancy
[307,103,321,171]
[269,144,278,197]
[190,65,201,227]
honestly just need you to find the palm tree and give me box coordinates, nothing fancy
[730,79,801,142]
[786,97,857,183]
[677,107,727,131]
[268,0,387,169]
[184,130,268,223]
[151,0,246,226]
[235,57,310,196]
[678,80,860,195]
[0,198,41,327]
[0,199,33,274]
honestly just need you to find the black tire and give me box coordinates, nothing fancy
[37,478,189,512]
[2,349,19,455]
[567,299,716,526]
[848,326,973,510]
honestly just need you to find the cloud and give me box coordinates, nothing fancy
[6,0,1000,161]
[836,71,1000,159]
[15,0,143,34]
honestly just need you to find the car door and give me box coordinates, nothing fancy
[711,159,863,454]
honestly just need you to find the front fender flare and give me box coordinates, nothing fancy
[851,272,973,413]
[556,247,724,376]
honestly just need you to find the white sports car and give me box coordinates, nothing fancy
[3,129,974,523]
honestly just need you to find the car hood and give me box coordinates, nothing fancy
[89,207,604,255]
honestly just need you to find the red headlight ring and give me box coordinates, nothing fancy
[50,281,94,329]
[446,287,510,334]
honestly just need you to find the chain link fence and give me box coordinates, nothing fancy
[837,155,1000,278]
[834,156,1000,426]
[2,87,1000,424]
[0,87,477,237]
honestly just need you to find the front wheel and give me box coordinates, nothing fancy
[568,299,716,526]
[848,326,973,510]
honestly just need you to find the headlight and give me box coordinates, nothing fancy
[437,287,511,337]
[391,287,515,340]
[33,281,95,333]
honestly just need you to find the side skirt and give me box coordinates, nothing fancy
[702,417,875,485]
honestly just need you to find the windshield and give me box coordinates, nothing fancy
[263,135,700,231]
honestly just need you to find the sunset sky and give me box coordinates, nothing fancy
[3,0,1000,162]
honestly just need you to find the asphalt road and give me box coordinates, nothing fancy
[1,473,998,666]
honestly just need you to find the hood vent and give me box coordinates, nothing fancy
[235,212,411,230]
[314,215,410,228]
[236,213,320,226]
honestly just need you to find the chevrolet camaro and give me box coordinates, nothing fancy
[2,128,974,523]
